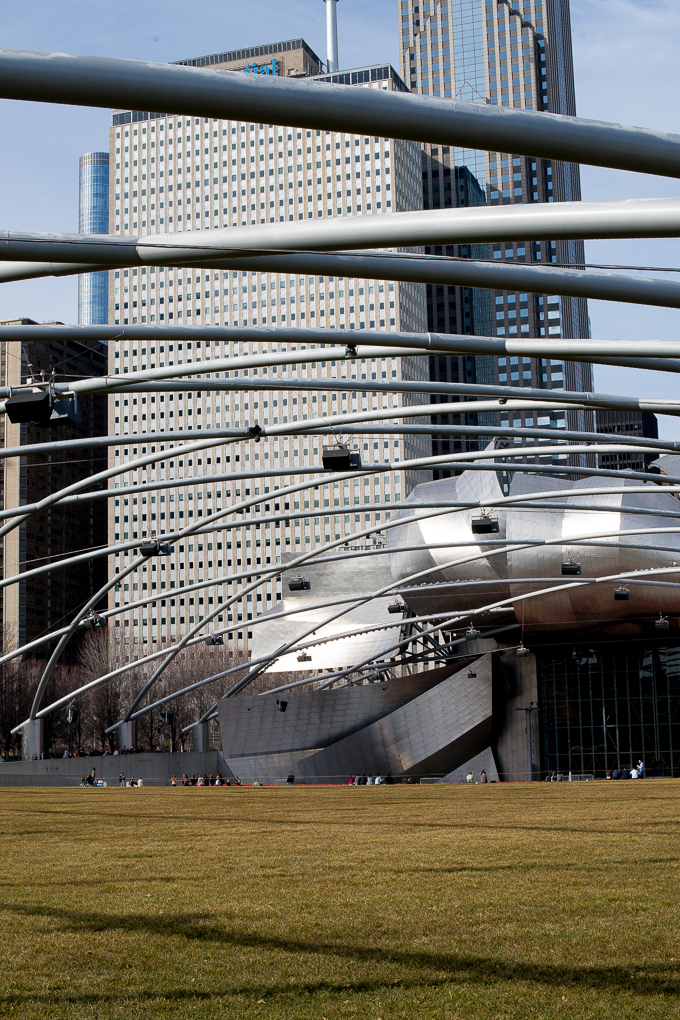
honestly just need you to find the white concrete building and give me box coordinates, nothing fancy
[106,46,429,654]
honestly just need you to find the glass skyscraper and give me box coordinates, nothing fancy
[398,0,593,464]
[78,151,110,325]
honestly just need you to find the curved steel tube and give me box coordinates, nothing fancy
[6,251,680,315]
[5,201,680,270]
[0,48,679,178]
[113,475,680,725]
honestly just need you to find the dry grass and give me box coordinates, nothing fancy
[0,782,678,1019]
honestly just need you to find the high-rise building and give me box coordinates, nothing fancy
[173,37,323,78]
[78,152,110,325]
[398,0,593,463]
[0,328,108,655]
[106,42,429,654]
[596,410,659,473]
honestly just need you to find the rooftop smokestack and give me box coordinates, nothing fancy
[324,0,339,73]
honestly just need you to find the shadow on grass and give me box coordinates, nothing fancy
[1,902,678,1000]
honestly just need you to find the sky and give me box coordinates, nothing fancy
[0,0,679,435]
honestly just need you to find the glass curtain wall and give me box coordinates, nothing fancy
[399,0,594,469]
[540,644,680,778]
[78,152,110,325]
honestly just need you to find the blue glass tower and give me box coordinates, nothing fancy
[78,152,110,324]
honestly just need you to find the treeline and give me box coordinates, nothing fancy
[0,631,251,757]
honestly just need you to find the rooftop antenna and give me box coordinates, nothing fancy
[324,0,339,73]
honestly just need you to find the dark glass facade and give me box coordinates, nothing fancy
[399,0,594,459]
[596,411,659,473]
[539,643,680,778]
[0,333,109,657]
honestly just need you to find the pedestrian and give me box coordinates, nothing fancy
[287,771,295,786]
[637,759,645,778]
[479,769,488,784]
[119,771,126,787]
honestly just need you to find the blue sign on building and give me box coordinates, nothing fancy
[241,58,277,75]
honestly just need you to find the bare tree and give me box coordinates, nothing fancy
[77,629,142,752]
[74,631,250,752]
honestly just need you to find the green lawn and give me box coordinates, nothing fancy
[0,782,678,1019]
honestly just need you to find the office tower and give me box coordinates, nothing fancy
[398,0,593,461]
[107,42,428,654]
[596,411,659,473]
[78,152,110,325]
[0,328,108,654]
[174,38,322,78]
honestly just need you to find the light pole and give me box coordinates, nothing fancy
[66,703,78,757]
[324,0,339,73]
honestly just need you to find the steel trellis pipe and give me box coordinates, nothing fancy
[4,440,676,673]
[0,419,674,460]
[1,48,680,178]
[0,445,671,534]
[6,344,680,726]
[3,330,680,388]
[6,252,680,315]
[107,476,680,725]
[264,563,680,699]
[25,433,244,721]
[140,548,680,721]
[23,502,680,730]
[10,510,680,674]
[5,200,680,267]
[4,431,678,590]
